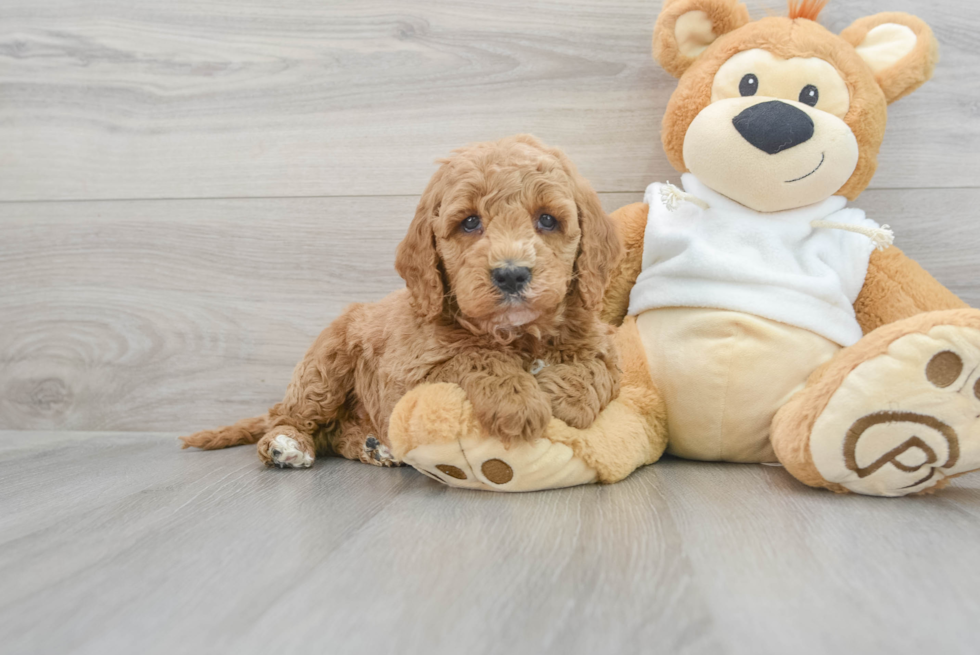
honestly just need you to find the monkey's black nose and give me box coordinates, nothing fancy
[733,100,814,155]
[491,266,531,295]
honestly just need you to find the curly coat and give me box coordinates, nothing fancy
[181,135,623,467]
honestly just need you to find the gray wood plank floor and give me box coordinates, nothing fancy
[1,0,977,201]
[3,0,980,653]
[2,431,979,655]
[2,189,978,433]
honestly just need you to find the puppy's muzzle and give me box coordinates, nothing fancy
[491,265,532,297]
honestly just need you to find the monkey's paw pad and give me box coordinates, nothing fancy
[811,324,980,496]
[389,382,597,492]
[403,434,597,492]
[269,435,314,469]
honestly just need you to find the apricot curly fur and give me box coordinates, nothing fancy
[181,135,623,466]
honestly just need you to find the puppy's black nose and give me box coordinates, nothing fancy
[733,100,814,155]
[491,266,531,295]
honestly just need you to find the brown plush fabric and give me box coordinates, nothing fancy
[601,202,650,327]
[839,13,939,104]
[661,15,889,201]
[632,1,969,495]
[770,309,980,492]
[653,0,751,78]
[854,247,968,335]
[387,383,476,459]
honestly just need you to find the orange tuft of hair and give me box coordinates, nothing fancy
[788,0,828,21]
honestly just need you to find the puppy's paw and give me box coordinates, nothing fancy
[475,383,551,443]
[551,394,600,430]
[259,433,314,469]
[362,435,401,468]
[469,374,551,443]
[536,366,603,429]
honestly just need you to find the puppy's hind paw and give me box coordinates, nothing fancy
[268,434,314,469]
[363,435,401,468]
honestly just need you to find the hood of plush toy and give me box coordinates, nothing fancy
[653,1,938,213]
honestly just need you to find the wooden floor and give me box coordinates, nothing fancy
[2,431,979,655]
[3,0,980,653]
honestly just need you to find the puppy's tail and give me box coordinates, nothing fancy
[180,414,269,450]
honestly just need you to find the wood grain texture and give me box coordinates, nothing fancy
[1,0,977,201]
[2,189,977,433]
[656,461,980,655]
[1,431,977,655]
[2,1,979,653]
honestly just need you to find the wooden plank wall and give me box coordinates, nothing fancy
[2,0,978,433]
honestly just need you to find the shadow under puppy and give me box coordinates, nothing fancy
[181,134,622,468]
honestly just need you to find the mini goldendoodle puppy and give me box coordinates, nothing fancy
[181,135,622,468]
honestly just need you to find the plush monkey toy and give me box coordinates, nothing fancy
[388,0,980,497]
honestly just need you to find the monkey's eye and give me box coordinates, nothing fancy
[799,84,819,107]
[739,73,758,97]
[536,214,558,231]
[461,215,482,233]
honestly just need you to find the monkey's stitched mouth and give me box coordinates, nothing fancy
[784,152,825,183]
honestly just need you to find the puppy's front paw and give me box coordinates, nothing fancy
[475,383,551,443]
[259,433,314,469]
[551,394,600,430]
[536,366,602,429]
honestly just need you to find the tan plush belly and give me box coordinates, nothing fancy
[635,308,841,463]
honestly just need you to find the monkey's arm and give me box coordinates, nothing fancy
[601,203,649,326]
[854,246,968,334]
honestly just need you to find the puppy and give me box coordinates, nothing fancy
[181,135,623,468]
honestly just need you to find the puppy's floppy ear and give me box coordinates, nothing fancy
[395,167,446,320]
[654,0,751,78]
[562,158,622,312]
[840,13,939,104]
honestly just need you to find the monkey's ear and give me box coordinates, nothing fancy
[840,13,939,104]
[653,0,751,78]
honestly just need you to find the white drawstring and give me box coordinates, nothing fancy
[660,183,710,211]
[810,220,894,250]
[659,183,894,250]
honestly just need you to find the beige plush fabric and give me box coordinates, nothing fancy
[840,12,939,104]
[392,383,599,492]
[808,325,980,496]
[771,309,980,495]
[636,308,840,462]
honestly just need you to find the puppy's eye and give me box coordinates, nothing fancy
[460,215,482,233]
[799,84,819,107]
[739,73,758,97]
[536,214,558,232]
